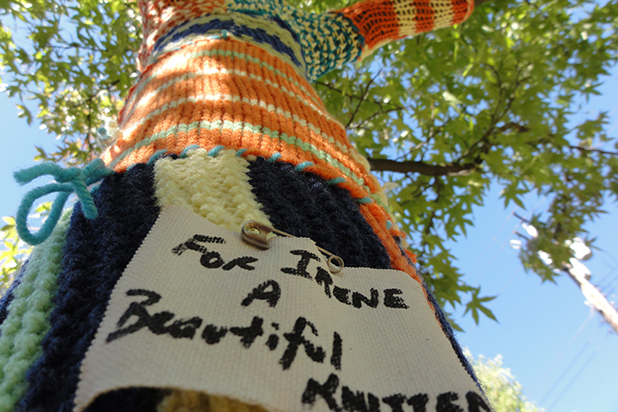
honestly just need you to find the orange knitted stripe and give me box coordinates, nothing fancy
[336,0,402,51]
[120,97,345,165]
[106,126,371,198]
[412,0,435,34]
[138,0,227,70]
[115,74,365,169]
[123,40,329,140]
[451,0,473,25]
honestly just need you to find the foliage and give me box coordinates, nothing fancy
[0,202,51,294]
[469,351,546,412]
[1,0,617,325]
[0,216,29,294]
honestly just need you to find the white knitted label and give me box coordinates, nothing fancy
[74,205,492,412]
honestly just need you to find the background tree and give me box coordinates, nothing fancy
[468,350,547,412]
[0,0,617,326]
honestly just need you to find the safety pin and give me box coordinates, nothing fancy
[241,221,344,274]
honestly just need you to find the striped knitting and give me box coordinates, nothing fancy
[101,0,473,281]
[2,1,478,411]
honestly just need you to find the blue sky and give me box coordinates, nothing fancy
[1,69,618,412]
[447,69,618,411]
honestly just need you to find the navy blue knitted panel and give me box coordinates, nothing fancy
[422,278,480,386]
[248,158,479,385]
[153,16,303,68]
[247,157,391,269]
[16,163,162,412]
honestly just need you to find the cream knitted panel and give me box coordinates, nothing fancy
[153,148,274,412]
[153,149,272,232]
[158,390,270,412]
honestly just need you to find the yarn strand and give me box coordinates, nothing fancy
[13,159,114,245]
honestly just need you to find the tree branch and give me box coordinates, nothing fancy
[346,72,379,128]
[368,158,480,176]
[568,145,618,156]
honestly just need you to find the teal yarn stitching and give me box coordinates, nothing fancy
[207,145,225,156]
[235,148,248,157]
[326,177,346,185]
[146,150,168,165]
[13,159,114,246]
[354,196,373,204]
[295,161,314,172]
[180,145,201,157]
[268,152,282,163]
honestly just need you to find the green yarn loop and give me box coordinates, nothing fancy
[13,159,114,246]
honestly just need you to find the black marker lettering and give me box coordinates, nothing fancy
[465,392,491,412]
[165,317,203,339]
[200,250,224,268]
[407,394,429,412]
[230,316,264,348]
[333,286,352,305]
[382,394,407,412]
[172,234,226,255]
[352,289,379,309]
[301,374,341,412]
[106,289,161,343]
[149,311,203,339]
[202,324,228,344]
[107,289,203,342]
[331,331,342,371]
[341,386,380,412]
[316,267,333,298]
[436,392,463,412]
[241,280,281,308]
[147,311,176,334]
[384,289,409,309]
[281,250,320,279]
[222,256,258,271]
[266,334,279,350]
[280,317,326,370]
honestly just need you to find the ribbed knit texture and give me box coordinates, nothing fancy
[159,391,269,412]
[14,164,160,412]
[246,156,478,385]
[334,0,473,58]
[0,211,70,412]
[153,148,271,232]
[3,0,479,410]
[100,0,471,256]
[247,157,391,269]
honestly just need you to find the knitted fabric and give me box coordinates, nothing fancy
[158,391,269,412]
[101,0,473,281]
[4,149,480,411]
[153,148,271,231]
[3,0,480,410]
[0,211,70,412]
[14,164,160,412]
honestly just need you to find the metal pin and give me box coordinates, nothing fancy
[241,221,345,274]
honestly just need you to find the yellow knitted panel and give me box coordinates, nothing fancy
[158,390,270,412]
[153,148,272,232]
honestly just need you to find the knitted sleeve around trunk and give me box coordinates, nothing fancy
[331,0,474,60]
[248,0,475,80]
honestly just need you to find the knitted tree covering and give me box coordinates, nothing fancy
[3,0,481,411]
